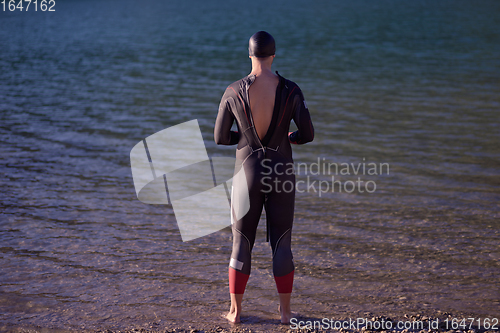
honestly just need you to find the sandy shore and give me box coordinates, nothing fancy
[5,313,498,333]
[91,317,498,333]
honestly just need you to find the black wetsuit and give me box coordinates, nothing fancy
[214,72,314,294]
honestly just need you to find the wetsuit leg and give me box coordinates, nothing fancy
[228,157,265,294]
[229,153,296,295]
[265,170,295,293]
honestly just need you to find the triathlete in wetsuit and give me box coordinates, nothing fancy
[214,31,314,324]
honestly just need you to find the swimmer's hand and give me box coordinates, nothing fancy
[288,131,298,145]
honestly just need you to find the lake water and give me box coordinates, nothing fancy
[1,0,499,331]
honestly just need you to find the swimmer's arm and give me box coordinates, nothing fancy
[214,98,240,145]
[289,91,314,145]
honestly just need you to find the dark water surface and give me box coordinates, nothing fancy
[1,0,499,331]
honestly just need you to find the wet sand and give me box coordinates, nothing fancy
[4,311,500,333]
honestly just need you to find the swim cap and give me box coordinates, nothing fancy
[248,31,275,58]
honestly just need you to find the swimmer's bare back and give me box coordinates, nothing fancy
[248,72,279,140]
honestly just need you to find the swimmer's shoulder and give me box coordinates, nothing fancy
[222,76,249,97]
[275,72,301,92]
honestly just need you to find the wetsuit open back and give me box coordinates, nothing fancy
[214,72,314,294]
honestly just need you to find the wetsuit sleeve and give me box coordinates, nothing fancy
[214,90,240,145]
[289,88,314,145]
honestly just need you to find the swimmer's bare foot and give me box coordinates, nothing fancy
[226,293,243,323]
[278,305,292,324]
[225,308,241,323]
[278,293,293,324]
